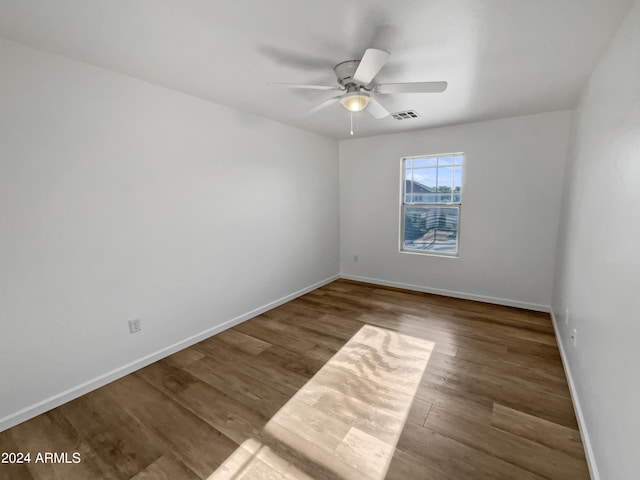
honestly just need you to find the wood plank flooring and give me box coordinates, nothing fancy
[0,279,589,479]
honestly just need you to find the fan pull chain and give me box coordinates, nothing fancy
[350,112,354,136]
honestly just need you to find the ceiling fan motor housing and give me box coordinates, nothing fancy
[334,60,364,88]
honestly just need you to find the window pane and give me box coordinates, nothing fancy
[412,168,436,190]
[437,167,453,191]
[404,168,412,194]
[438,156,454,166]
[454,166,462,190]
[403,206,459,254]
[454,155,464,165]
[406,180,431,197]
[413,157,438,167]
[405,159,412,168]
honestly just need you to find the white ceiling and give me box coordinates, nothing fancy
[0,0,633,139]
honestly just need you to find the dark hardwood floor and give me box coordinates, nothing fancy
[0,279,589,479]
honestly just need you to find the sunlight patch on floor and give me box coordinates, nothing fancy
[208,438,314,480]
[207,325,434,480]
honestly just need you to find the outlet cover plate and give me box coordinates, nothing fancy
[129,318,141,334]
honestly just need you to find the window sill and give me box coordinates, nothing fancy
[399,249,459,258]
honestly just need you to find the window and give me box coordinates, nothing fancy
[401,153,463,255]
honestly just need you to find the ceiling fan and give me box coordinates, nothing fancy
[268,48,447,119]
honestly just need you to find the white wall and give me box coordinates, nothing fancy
[0,39,339,429]
[551,2,640,478]
[339,111,571,310]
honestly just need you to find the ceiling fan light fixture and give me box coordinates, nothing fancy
[340,92,370,112]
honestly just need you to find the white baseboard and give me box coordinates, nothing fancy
[0,274,339,433]
[340,274,550,312]
[550,309,599,480]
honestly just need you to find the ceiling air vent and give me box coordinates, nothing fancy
[391,110,420,120]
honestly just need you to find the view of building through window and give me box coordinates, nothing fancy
[401,153,463,255]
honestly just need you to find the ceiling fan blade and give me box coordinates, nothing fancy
[366,96,390,119]
[353,48,390,85]
[268,82,342,91]
[306,96,341,116]
[375,81,448,94]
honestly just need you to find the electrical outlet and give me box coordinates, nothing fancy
[354,255,359,262]
[565,308,569,325]
[129,318,141,334]
[571,328,577,347]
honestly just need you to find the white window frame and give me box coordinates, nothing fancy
[400,153,464,257]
